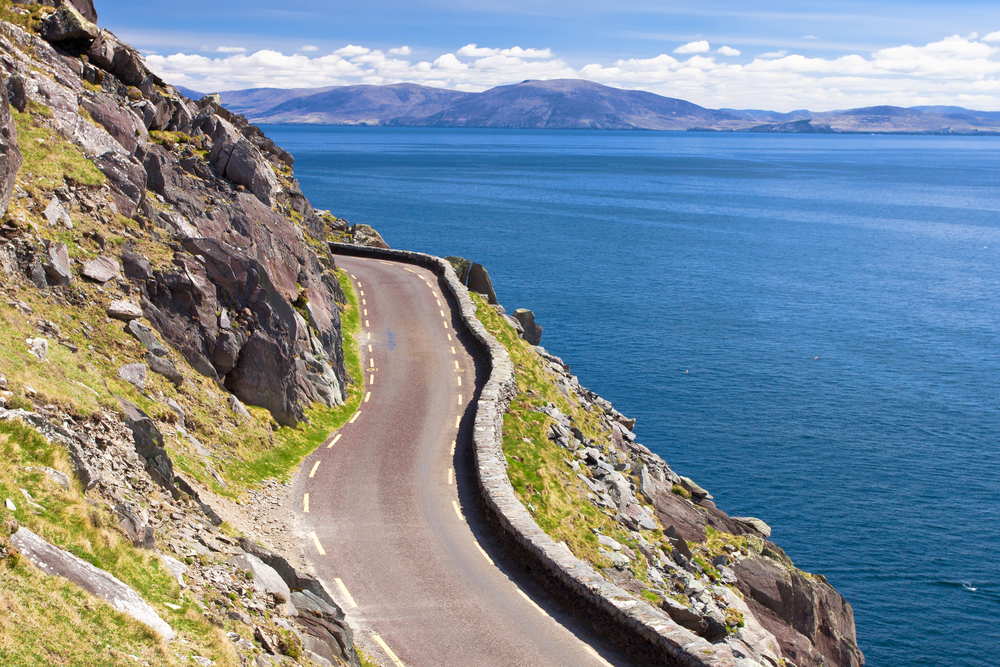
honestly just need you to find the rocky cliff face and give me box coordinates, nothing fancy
[0,4,350,425]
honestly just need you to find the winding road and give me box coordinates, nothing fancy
[294,255,633,667]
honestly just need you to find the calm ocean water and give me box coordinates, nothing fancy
[262,126,1000,666]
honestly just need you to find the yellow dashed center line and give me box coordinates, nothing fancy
[436,300,441,306]
[458,394,463,404]
[452,500,462,519]
[457,376,462,387]
[368,344,373,352]
[584,645,614,667]
[365,392,372,403]
[350,412,361,424]
[309,460,321,478]
[432,291,439,298]
[448,468,453,485]
[360,290,364,296]
[365,319,370,328]
[310,532,326,556]
[517,589,548,616]
[439,310,445,317]
[451,346,456,354]
[369,358,375,368]
[372,634,405,667]
[303,493,309,513]
[369,374,375,385]
[454,360,460,370]
[362,299,366,305]
[475,542,494,565]
[447,333,452,341]
[350,274,357,279]
[451,441,456,456]
[455,415,461,428]
[327,433,342,449]
[364,309,368,316]
[334,578,358,608]
[404,267,416,273]
[442,321,448,329]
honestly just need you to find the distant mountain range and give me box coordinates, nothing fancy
[184,79,1000,135]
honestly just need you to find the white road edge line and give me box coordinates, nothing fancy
[475,542,494,565]
[334,578,358,608]
[311,532,326,556]
[327,433,342,449]
[584,645,614,667]
[372,633,405,667]
[452,500,462,519]
[303,493,309,513]
[309,461,321,478]
[517,588,548,616]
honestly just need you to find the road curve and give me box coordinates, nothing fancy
[294,255,633,667]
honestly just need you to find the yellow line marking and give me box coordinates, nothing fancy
[404,267,416,273]
[303,493,309,513]
[365,392,372,403]
[448,468,453,485]
[517,588,547,616]
[327,433,342,449]
[334,578,357,608]
[442,321,448,329]
[311,532,326,556]
[350,274,357,279]
[458,394,463,404]
[362,299,366,305]
[454,360,460,369]
[350,412,361,424]
[451,346,456,354]
[372,634,405,667]
[360,290,364,296]
[457,376,462,387]
[364,309,368,316]
[451,441,456,456]
[432,291,439,297]
[447,333,452,341]
[309,461,321,478]
[369,374,374,384]
[368,344,373,352]
[452,500,462,519]
[369,358,375,367]
[475,542,494,565]
[440,310,445,317]
[365,320,370,328]
[584,645,614,667]
[455,415,461,428]
[436,300,441,306]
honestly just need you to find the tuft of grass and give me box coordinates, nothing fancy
[12,109,105,187]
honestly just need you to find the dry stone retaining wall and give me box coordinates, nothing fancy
[330,243,738,667]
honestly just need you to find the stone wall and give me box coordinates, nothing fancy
[330,243,739,667]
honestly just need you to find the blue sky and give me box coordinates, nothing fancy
[94,0,1000,111]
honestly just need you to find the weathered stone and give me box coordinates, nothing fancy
[39,4,99,43]
[228,553,290,604]
[117,398,174,491]
[26,337,48,362]
[0,72,21,219]
[106,299,143,321]
[350,224,389,249]
[220,138,281,206]
[121,251,153,281]
[117,363,146,390]
[1,409,99,490]
[28,261,47,289]
[679,475,712,500]
[65,0,97,23]
[81,95,147,157]
[25,466,70,490]
[126,320,168,357]
[92,152,146,217]
[228,394,251,420]
[115,502,154,549]
[43,197,71,228]
[145,352,183,387]
[732,516,772,538]
[292,590,358,667]
[466,262,498,304]
[512,308,542,345]
[11,527,175,640]
[45,242,72,285]
[82,256,120,283]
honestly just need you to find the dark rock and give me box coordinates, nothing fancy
[732,516,772,538]
[117,397,174,492]
[39,5,99,43]
[211,329,245,375]
[81,95,147,157]
[0,409,99,490]
[28,260,48,289]
[217,137,280,206]
[466,262,497,304]
[145,352,183,387]
[126,320,168,357]
[82,255,120,283]
[92,152,146,217]
[0,72,22,219]
[679,475,712,500]
[10,527,174,639]
[65,0,97,23]
[115,502,155,549]
[291,590,358,667]
[512,308,542,345]
[227,553,290,604]
[661,596,709,636]
[106,299,143,321]
[86,30,162,88]
[45,242,72,285]
[121,251,152,281]
[350,224,389,249]
[172,475,223,526]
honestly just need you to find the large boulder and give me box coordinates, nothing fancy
[82,256,120,283]
[44,242,72,286]
[117,397,174,492]
[10,527,174,640]
[93,152,147,217]
[512,308,542,345]
[39,4,99,44]
[81,94,148,157]
[466,262,498,304]
[0,72,22,218]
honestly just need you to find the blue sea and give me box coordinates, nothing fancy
[262,126,1000,667]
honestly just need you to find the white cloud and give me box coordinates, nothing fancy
[215,46,246,53]
[675,40,711,54]
[803,35,819,40]
[389,46,412,56]
[335,44,370,57]
[300,45,318,52]
[759,49,788,59]
[718,46,741,56]
[146,33,1000,111]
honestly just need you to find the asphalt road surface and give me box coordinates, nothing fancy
[295,255,633,667]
